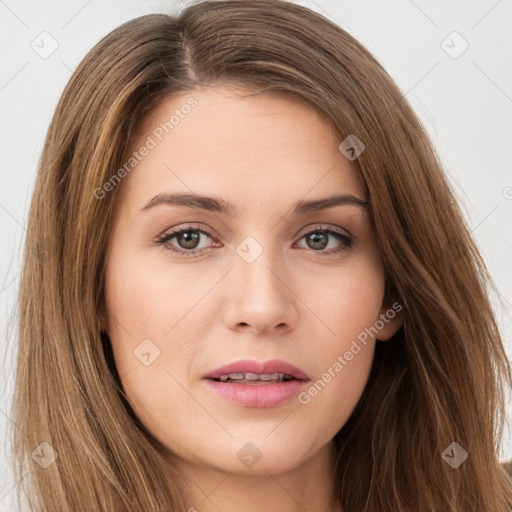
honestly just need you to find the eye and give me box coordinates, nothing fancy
[153,223,355,257]
[294,224,354,254]
[153,224,217,257]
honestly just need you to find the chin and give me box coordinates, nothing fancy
[203,435,321,475]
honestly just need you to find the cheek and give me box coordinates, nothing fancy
[314,255,385,344]
[103,248,167,379]
[103,256,200,437]
[103,249,216,404]
[298,255,383,429]
[104,249,207,341]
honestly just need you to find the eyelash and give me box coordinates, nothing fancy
[153,223,355,258]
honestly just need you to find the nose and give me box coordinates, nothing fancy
[222,239,299,335]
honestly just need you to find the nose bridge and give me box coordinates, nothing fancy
[234,234,286,298]
[224,233,297,332]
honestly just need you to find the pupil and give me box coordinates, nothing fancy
[179,231,199,249]
[308,231,328,250]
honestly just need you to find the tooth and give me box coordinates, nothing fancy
[259,373,280,380]
[216,372,295,383]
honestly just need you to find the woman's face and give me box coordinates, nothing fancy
[104,86,402,476]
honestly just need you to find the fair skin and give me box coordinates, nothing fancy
[104,85,402,512]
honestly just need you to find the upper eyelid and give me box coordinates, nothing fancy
[295,223,353,239]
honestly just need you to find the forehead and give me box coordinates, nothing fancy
[116,86,367,214]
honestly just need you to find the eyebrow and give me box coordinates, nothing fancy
[140,192,370,216]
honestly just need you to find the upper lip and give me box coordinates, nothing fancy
[203,359,310,381]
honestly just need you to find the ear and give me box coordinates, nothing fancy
[375,299,404,341]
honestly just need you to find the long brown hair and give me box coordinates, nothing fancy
[12,0,512,510]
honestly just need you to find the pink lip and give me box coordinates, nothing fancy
[203,359,310,408]
[203,359,309,381]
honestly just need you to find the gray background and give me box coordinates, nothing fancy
[1,0,511,509]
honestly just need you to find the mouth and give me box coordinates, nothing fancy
[203,359,309,408]
[212,372,295,384]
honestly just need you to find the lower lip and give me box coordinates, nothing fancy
[203,379,308,408]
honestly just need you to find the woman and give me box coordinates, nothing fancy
[12,0,512,510]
